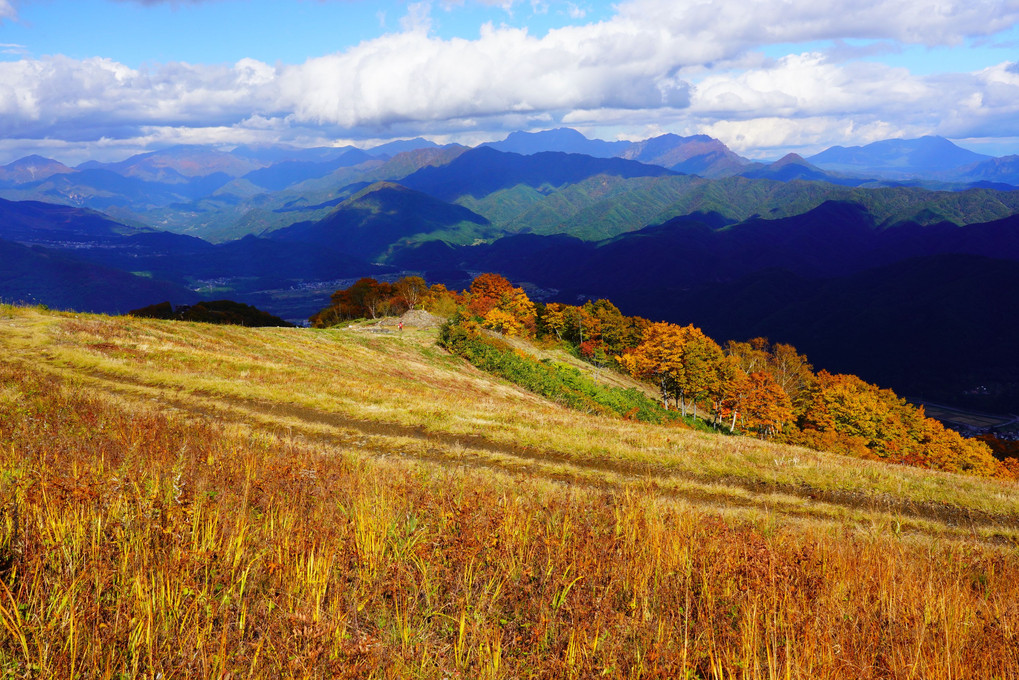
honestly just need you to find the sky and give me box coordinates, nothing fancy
[1,0,1019,165]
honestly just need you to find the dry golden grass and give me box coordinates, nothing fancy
[0,305,1017,678]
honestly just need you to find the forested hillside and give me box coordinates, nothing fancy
[313,273,1017,480]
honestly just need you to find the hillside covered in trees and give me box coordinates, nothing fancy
[313,273,1018,480]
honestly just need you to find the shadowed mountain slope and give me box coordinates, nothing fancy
[0,237,200,313]
[0,197,147,244]
[399,146,676,202]
[269,182,494,261]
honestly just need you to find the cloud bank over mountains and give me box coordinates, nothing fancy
[1,0,1018,163]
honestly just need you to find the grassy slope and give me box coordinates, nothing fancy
[1,305,1018,677]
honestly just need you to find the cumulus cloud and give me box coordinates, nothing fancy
[275,23,689,129]
[4,0,1019,162]
[268,0,1019,141]
[0,56,278,140]
[691,54,933,119]
[687,55,1019,153]
[701,116,909,157]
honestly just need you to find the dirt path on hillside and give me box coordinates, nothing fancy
[48,361,1019,545]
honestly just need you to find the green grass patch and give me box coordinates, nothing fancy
[439,318,710,429]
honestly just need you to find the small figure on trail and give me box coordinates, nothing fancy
[398,321,404,332]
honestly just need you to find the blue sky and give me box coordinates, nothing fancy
[1,0,1018,164]
[2,1,615,66]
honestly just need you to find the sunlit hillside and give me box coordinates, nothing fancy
[1,304,1017,678]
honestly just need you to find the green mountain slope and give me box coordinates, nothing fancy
[452,174,1019,243]
[269,182,497,260]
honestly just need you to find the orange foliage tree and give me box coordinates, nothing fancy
[465,273,536,336]
[619,322,727,419]
[718,367,793,437]
[727,338,814,415]
[618,322,687,409]
[793,371,1004,476]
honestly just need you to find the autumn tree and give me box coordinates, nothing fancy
[310,277,397,325]
[481,308,525,336]
[715,357,750,432]
[618,322,687,409]
[1000,456,1019,480]
[350,278,395,319]
[466,273,536,337]
[726,338,771,375]
[395,276,428,310]
[770,342,815,413]
[716,361,793,436]
[675,326,726,420]
[727,338,814,414]
[422,283,460,318]
[793,371,1002,476]
[741,372,793,436]
[539,303,569,340]
[466,273,515,318]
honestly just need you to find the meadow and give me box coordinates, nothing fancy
[0,304,1017,678]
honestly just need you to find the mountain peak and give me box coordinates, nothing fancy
[485,128,629,158]
[772,153,810,167]
[807,136,992,178]
[367,137,441,157]
[618,133,749,177]
[0,155,74,184]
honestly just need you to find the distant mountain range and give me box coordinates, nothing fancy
[3,131,1019,412]
[2,131,1017,244]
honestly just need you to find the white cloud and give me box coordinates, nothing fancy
[276,22,689,129]
[691,54,932,119]
[566,3,586,19]
[0,56,277,139]
[701,116,907,156]
[0,42,27,56]
[0,0,18,22]
[686,55,1019,154]
[4,0,1019,162]
[400,1,434,33]
[616,0,1019,49]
